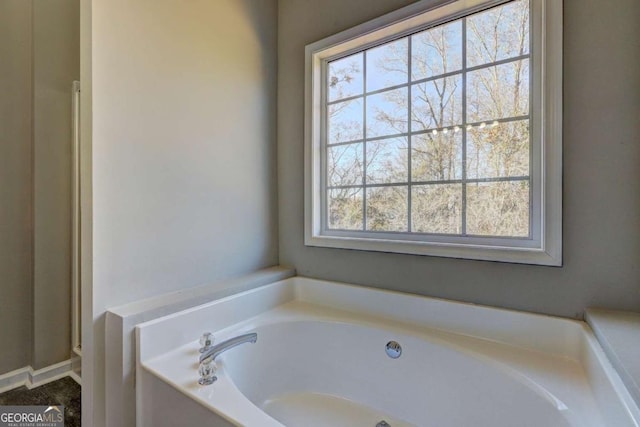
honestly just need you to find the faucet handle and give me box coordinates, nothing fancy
[199,332,214,353]
[198,358,217,386]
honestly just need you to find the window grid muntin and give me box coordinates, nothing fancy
[461,16,468,235]
[326,114,529,148]
[407,34,413,232]
[361,49,368,230]
[328,175,529,190]
[325,53,531,108]
[323,0,532,239]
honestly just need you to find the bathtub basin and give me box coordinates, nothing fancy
[136,277,640,426]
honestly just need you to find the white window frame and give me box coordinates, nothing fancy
[304,0,562,266]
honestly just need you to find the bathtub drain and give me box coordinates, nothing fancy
[376,421,391,427]
[385,341,402,358]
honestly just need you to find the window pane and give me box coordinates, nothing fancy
[328,98,363,143]
[366,137,408,184]
[467,0,530,68]
[328,53,364,102]
[366,87,408,138]
[411,75,462,131]
[411,131,462,182]
[467,120,529,179]
[411,184,462,234]
[328,188,363,230]
[366,186,408,232]
[466,181,529,237]
[328,143,364,187]
[467,59,529,122]
[320,0,538,247]
[366,39,408,92]
[411,20,462,80]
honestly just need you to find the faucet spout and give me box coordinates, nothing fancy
[199,332,257,363]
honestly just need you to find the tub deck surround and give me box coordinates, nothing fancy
[586,309,640,409]
[104,266,295,427]
[136,278,640,427]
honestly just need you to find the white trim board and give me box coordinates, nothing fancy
[104,266,296,427]
[0,358,80,394]
[68,371,82,387]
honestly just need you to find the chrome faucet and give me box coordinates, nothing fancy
[199,332,257,364]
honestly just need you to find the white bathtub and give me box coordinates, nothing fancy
[136,277,640,426]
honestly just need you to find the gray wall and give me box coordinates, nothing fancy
[84,0,279,425]
[32,0,80,370]
[0,0,79,375]
[0,0,34,376]
[278,0,640,318]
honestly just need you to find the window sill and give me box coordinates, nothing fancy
[305,233,562,266]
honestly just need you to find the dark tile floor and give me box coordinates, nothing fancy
[0,376,81,427]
